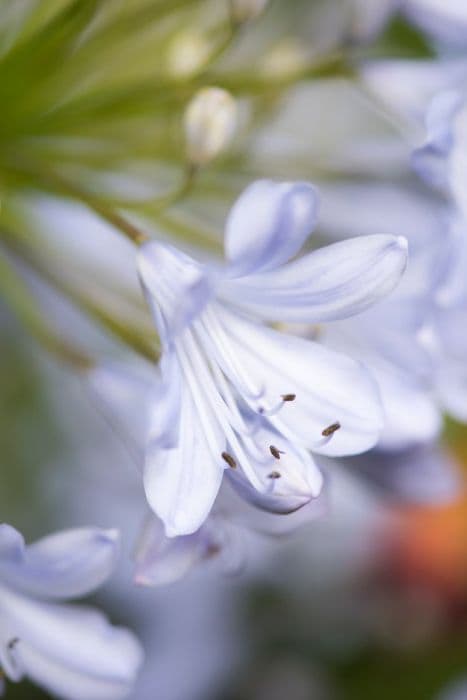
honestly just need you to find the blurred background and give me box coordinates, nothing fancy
[1,1,467,698]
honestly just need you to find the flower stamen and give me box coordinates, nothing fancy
[259,393,296,416]
[322,422,341,437]
[222,451,237,468]
[269,445,285,459]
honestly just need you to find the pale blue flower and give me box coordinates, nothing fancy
[137,180,408,536]
[0,524,143,700]
[88,361,328,584]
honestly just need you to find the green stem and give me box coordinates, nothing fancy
[0,227,159,363]
[0,245,94,370]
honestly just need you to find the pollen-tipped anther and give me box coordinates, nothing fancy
[322,422,341,437]
[222,451,237,468]
[259,393,297,416]
[268,470,281,479]
[269,445,285,460]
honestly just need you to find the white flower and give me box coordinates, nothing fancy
[0,525,143,700]
[137,180,408,537]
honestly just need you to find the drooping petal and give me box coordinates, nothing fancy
[226,419,323,514]
[133,516,223,586]
[144,382,225,537]
[224,180,319,277]
[13,644,138,700]
[138,242,214,346]
[220,234,408,323]
[216,308,384,456]
[0,586,143,700]
[0,527,120,600]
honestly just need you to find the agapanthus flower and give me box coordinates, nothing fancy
[88,360,328,585]
[0,524,143,700]
[137,180,408,536]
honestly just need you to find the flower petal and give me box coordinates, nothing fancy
[138,241,214,345]
[224,180,319,277]
[0,527,119,600]
[221,234,408,323]
[134,516,222,586]
[0,587,143,700]
[412,90,463,188]
[219,308,384,456]
[144,383,225,537]
[226,420,323,514]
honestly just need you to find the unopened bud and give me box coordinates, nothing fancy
[230,0,268,23]
[167,30,210,78]
[260,39,308,79]
[184,87,238,166]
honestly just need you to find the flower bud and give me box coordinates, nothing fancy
[167,30,210,78]
[184,87,238,166]
[230,0,268,23]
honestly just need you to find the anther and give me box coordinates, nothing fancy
[7,639,19,651]
[269,445,285,460]
[268,471,281,479]
[222,451,237,469]
[322,421,341,437]
[259,393,296,416]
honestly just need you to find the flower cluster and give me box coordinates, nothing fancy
[0,0,467,698]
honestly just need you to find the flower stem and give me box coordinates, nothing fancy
[0,245,94,370]
[0,226,160,363]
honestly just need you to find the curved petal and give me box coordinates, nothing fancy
[219,308,384,456]
[0,586,143,700]
[224,180,319,277]
[221,234,408,323]
[15,644,138,700]
[0,527,120,600]
[138,242,214,346]
[144,382,225,537]
[226,420,323,514]
[134,516,223,586]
